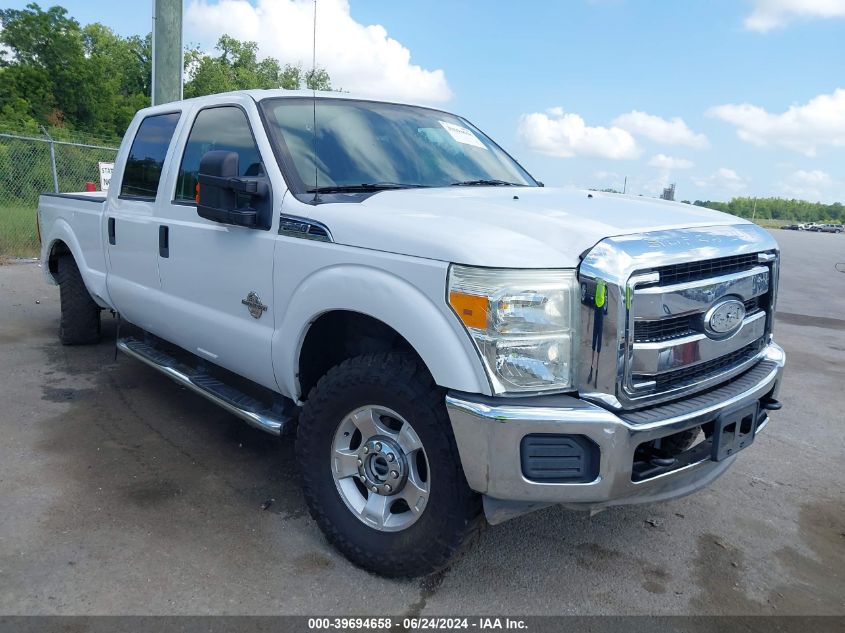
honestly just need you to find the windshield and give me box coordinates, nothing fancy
[260,98,536,194]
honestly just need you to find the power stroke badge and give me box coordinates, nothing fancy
[241,291,268,319]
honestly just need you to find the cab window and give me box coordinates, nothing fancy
[120,112,181,199]
[175,106,264,203]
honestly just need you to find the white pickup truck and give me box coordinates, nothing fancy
[38,90,785,577]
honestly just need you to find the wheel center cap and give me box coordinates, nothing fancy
[370,455,390,481]
[358,436,407,496]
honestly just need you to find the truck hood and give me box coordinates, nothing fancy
[310,187,751,268]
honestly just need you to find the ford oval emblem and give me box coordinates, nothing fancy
[704,299,746,338]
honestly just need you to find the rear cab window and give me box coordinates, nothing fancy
[120,112,181,200]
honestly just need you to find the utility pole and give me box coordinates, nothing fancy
[40,126,59,193]
[151,0,183,105]
[622,176,627,195]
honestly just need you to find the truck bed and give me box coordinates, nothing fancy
[38,191,111,308]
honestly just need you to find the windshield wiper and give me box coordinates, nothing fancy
[450,179,521,187]
[306,182,429,193]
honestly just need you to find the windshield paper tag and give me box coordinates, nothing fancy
[439,121,487,149]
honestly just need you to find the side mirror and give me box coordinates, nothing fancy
[197,150,270,229]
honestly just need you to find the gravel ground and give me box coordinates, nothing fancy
[0,229,842,615]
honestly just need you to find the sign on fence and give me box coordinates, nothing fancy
[99,162,114,191]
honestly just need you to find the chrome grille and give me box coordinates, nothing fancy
[633,298,760,343]
[633,315,696,343]
[576,224,780,411]
[632,340,763,392]
[648,253,760,286]
[624,260,773,404]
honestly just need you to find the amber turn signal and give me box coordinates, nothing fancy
[449,291,488,329]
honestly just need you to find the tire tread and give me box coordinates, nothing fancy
[57,255,101,345]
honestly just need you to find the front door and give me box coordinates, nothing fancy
[154,103,278,390]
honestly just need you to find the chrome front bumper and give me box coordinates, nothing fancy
[446,343,785,521]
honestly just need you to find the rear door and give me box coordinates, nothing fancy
[106,111,181,330]
[154,100,280,390]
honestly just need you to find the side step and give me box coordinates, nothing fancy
[117,337,294,436]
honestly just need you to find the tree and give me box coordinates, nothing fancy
[0,3,153,136]
[693,197,844,223]
[0,3,91,128]
[185,35,332,98]
[1,5,332,137]
[305,67,332,91]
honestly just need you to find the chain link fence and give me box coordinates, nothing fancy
[0,129,119,258]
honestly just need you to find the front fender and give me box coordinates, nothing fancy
[273,262,491,401]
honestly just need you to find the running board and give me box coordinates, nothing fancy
[117,337,293,436]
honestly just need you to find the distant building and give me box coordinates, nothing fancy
[661,183,676,201]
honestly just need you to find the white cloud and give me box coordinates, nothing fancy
[648,154,694,170]
[0,25,12,62]
[694,168,748,192]
[641,178,672,197]
[612,111,709,148]
[793,169,832,185]
[744,0,845,32]
[184,0,452,103]
[517,108,641,160]
[708,88,845,156]
[780,169,842,202]
[594,170,621,180]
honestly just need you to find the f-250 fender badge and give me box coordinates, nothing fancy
[241,292,268,319]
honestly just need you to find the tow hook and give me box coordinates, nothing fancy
[761,397,782,411]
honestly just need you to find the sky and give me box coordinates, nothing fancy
[6,0,844,203]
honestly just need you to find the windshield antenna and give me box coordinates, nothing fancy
[311,0,320,203]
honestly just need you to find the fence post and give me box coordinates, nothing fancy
[41,126,59,193]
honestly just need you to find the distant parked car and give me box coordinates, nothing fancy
[781,224,800,230]
[819,224,843,233]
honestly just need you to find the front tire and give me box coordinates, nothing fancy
[57,255,101,345]
[296,353,482,578]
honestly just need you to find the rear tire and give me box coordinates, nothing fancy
[57,255,101,345]
[296,352,482,578]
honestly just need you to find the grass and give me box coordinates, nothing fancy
[0,204,40,258]
[751,218,791,229]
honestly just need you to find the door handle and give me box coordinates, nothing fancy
[159,225,169,258]
[108,217,116,245]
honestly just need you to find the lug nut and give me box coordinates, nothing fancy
[391,470,399,479]
[385,484,392,492]
[357,458,363,466]
[359,474,366,481]
[371,485,378,493]
[363,446,369,454]
[375,442,382,452]
[387,453,395,462]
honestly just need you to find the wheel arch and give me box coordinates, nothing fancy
[297,310,425,399]
[46,238,72,279]
[273,264,491,402]
[41,218,111,309]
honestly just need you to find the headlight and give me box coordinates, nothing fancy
[448,265,579,393]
